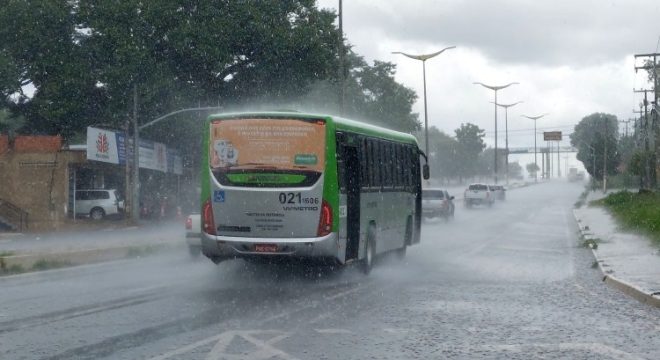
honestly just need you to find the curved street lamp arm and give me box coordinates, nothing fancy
[473,82,519,91]
[491,101,524,108]
[392,46,456,61]
[521,113,549,120]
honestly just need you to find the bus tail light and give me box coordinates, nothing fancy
[202,198,217,235]
[317,200,333,237]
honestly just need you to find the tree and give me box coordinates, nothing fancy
[303,53,420,132]
[570,113,620,180]
[477,148,506,178]
[508,162,523,179]
[0,0,342,140]
[526,163,540,178]
[454,123,486,181]
[416,126,458,182]
[0,108,24,135]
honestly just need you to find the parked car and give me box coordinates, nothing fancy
[489,185,506,200]
[422,188,455,220]
[464,183,494,208]
[185,213,202,257]
[74,189,124,220]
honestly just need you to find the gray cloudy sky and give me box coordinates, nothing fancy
[317,0,659,148]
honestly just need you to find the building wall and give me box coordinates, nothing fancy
[0,136,84,230]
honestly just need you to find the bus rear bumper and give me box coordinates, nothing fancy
[201,232,339,262]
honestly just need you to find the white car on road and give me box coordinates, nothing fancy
[185,213,202,257]
[464,184,494,208]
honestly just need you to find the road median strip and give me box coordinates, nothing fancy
[572,209,660,308]
[0,242,178,276]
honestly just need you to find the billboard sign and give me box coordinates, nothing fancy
[543,131,562,141]
[86,127,126,164]
[87,127,181,174]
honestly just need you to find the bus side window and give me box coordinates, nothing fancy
[371,140,381,189]
[382,141,393,188]
[360,137,369,189]
[408,146,415,189]
[394,144,403,188]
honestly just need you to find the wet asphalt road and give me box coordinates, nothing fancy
[2,181,660,359]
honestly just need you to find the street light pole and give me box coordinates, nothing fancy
[474,82,519,184]
[132,85,139,223]
[393,46,456,157]
[492,101,523,185]
[521,113,549,182]
[130,105,225,223]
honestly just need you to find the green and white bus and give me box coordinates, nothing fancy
[200,111,429,273]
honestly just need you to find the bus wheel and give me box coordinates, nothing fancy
[361,227,376,274]
[188,246,201,258]
[397,217,412,260]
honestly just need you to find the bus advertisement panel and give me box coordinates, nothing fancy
[209,119,325,187]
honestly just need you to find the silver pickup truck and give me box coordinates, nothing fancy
[464,183,494,208]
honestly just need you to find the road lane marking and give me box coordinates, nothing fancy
[324,286,362,300]
[205,330,297,360]
[148,334,225,360]
[313,328,353,334]
[148,283,373,359]
[308,311,333,324]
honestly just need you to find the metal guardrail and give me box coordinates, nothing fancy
[0,199,28,232]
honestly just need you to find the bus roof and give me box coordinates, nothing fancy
[207,111,420,146]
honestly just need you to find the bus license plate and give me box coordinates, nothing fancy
[254,244,278,252]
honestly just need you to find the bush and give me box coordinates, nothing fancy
[598,190,660,244]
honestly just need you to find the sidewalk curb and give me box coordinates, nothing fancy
[572,208,660,308]
[0,242,179,275]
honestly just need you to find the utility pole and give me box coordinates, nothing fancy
[603,119,608,193]
[338,0,344,115]
[125,120,132,225]
[548,141,552,178]
[492,101,523,185]
[635,53,659,189]
[619,119,631,138]
[132,85,140,223]
[635,89,653,189]
[635,52,659,108]
[541,147,545,179]
[557,141,561,178]
[634,105,644,148]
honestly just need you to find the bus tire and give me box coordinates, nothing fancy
[188,246,201,258]
[397,217,412,260]
[361,226,376,275]
[209,256,225,265]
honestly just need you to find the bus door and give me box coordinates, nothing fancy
[337,136,361,261]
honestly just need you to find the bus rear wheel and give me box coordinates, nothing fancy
[361,227,376,274]
[397,217,412,260]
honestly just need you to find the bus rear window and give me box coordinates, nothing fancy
[209,118,325,187]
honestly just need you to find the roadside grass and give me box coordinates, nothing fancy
[31,258,71,271]
[592,190,660,245]
[0,254,24,275]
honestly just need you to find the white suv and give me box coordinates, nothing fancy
[74,189,124,220]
